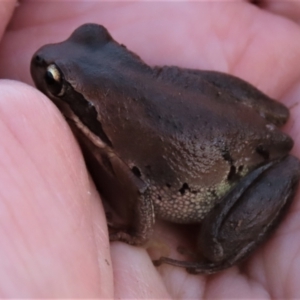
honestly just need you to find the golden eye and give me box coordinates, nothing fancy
[45,64,65,96]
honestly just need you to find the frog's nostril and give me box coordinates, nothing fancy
[34,54,44,65]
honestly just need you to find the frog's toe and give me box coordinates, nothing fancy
[153,256,225,274]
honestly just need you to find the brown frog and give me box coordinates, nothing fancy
[30,23,300,274]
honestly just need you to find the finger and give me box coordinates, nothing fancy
[250,0,300,24]
[111,242,171,299]
[0,80,113,298]
[0,0,16,39]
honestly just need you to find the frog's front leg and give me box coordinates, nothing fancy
[154,155,300,274]
[109,192,155,246]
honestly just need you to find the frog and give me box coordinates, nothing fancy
[30,23,300,274]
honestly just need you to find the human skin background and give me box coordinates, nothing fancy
[1,0,300,298]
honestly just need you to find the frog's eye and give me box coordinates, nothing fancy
[45,64,65,97]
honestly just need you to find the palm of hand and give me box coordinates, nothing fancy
[0,1,300,298]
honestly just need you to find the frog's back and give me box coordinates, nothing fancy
[114,66,293,223]
[128,66,292,181]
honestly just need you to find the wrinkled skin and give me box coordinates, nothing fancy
[1,1,300,298]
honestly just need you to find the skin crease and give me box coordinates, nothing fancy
[1,0,300,298]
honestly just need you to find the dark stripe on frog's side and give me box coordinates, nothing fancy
[60,81,113,147]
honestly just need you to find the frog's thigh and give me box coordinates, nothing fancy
[155,156,300,274]
[197,155,300,273]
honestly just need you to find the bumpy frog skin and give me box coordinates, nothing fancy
[30,24,300,274]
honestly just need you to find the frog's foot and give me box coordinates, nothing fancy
[153,257,226,274]
[153,239,256,274]
[154,155,300,274]
[109,227,154,246]
[110,231,141,245]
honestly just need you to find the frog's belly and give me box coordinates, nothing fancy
[143,185,222,223]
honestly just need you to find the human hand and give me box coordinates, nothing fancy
[0,1,300,298]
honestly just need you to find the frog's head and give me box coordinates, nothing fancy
[31,23,150,101]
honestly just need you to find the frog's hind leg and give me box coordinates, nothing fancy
[154,155,300,274]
